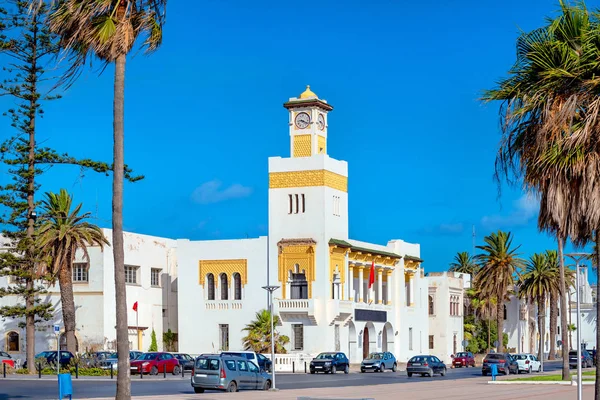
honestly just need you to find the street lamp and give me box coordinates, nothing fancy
[565,252,589,400]
[262,285,280,391]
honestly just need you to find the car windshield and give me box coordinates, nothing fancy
[486,354,504,359]
[409,356,429,363]
[456,352,468,357]
[569,351,578,356]
[137,353,158,361]
[514,355,528,360]
[367,353,383,360]
[316,353,335,359]
[195,357,220,370]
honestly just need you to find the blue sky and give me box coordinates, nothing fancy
[2,0,594,273]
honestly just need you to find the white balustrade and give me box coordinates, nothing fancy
[262,353,314,372]
[205,301,243,310]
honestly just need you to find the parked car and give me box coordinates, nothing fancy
[360,352,397,373]
[173,353,194,371]
[406,355,446,377]
[82,351,114,367]
[46,351,75,368]
[191,353,272,393]
[309,352,350,374]
[452,351,476,368]
[130,352,180,375]
[569,350,594,368]
[0,351,15,368]
[513,353,541,374]
[99,351,143,370]
[590,350,597,366]
[23,351,55,369]
[481,353,518,376]
[220,351,272,372]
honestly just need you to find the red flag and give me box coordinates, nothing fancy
[132,301,138,312]
[368,261,375,289]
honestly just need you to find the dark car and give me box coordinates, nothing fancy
[173,353,194,371]
[46,351,75,368]
[452,351,476,368]
[406,355,446,377]
[569,350,593,368]
[482,353,518,376]
[82,351,113,367]
[130,352,180,375]
[590,350,597,366]
[360,352,397,373]
[23,351,56,369]
[309,352,349,374]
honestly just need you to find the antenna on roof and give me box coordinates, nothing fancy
[472,225,476,256]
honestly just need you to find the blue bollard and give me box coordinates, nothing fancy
[491,364,498,381]
[58,373,73,399]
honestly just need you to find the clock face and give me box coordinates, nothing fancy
[295,112,310,129]
[317,114,325,130]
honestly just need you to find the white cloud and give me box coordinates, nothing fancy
[191,180,252,204]
[481,194,539,230]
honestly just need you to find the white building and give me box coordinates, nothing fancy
[0,230,178,358]
[1,87,429,364]
[427,272,466,363]
[177,86,428,363]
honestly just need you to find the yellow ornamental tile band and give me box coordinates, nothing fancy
[269,170,347,192]
[317,135,326,154]
[198,259,248,285]
[293,135,311,157]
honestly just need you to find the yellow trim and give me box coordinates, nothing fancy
[317,135,326,154]
[300,85,318,99]
[278,244,316,298]
[269,170,347,192]
[137,330,142,351]
[404,260,420,270]
[198,259,248,285]
[329,245,348,298]
[293,134,312,157]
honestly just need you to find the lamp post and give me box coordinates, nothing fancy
[262,285,280,391]
[565,252,589,400]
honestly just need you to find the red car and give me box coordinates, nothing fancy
[453,351,476,368]
[130,352,181,375]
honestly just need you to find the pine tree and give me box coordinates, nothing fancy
[0,1,142,372]
[149,329,158,352]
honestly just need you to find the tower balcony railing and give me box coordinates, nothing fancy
[275,299,317,324]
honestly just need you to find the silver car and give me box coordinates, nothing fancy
[360,352,397,373]
[191,354,272,393]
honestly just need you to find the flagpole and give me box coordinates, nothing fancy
[136,307,139,351]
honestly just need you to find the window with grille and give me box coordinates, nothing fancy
[292,324,303,350]
[125,265,139,285]
[220,273,228,300]
[72,263,89,283]
[233,273,242,300]
[429,335,434,349]
[219,324,229,351]
[207,274,215,300]
[151,268,161,287]
[428,295,434,315]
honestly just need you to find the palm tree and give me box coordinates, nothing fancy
[469,288,497,353]
[36,189,108,354]
[49,3,166,397]
[545,250,560,360]
[242,310,290,354]
[449,252,479,276]
[482,1,600,381]
[519,253,560,363]
[475,231,524,353]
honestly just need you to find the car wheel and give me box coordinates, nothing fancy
[150,366,158,376]
[538,365,541,372]
[441,367,446,377]
[310,370,315,374]
[172,366,180,375]
[407,372,412,377]
[427,369,433,377]
[360,368,365,373]
[263,380,272,391]
[344,364,349,374]
[193,387,204,394]
[392,363,397,372]
[482,372,487,376]
[331,365,337,374]
[226,381,238,392]
[380,363,385,372]
[505,365,510,375]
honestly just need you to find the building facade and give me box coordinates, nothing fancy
[427,272,466,363]
[0,230,178,359]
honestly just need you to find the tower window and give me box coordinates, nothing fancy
[301,194,305,213]
[295,194,299,214]
[288,194,293,214]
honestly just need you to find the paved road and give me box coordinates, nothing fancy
[0,361,566,399]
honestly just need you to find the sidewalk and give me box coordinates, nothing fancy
[87,378,594,400]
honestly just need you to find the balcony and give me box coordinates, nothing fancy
[329,300,354,326]
[275,299,317,324]
[205,301,243,311]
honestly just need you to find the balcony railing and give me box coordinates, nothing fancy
[275,299,317,324]
[205,301,243,310]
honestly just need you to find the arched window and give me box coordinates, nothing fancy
[206,273,215,301]
[428,295,434,315]
[220,273,228,300]
[233,273,242,300]
[6,331,19,352]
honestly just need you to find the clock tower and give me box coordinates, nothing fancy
[284,86,333,158]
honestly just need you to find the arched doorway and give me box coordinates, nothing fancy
[348,321,357,363]
[363,328,370,359]
[382,322,394,352]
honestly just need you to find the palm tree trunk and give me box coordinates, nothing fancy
[538,295,546,362]
[557,238,570,380]
[113,53,130,400]
[549,291,557,360]
[594,232,600,400]
[497,299,504,353]
[58,256,77,354]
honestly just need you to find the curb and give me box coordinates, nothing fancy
[488,380,594,386]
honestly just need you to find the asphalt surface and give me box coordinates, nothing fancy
[0,361,566,399]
